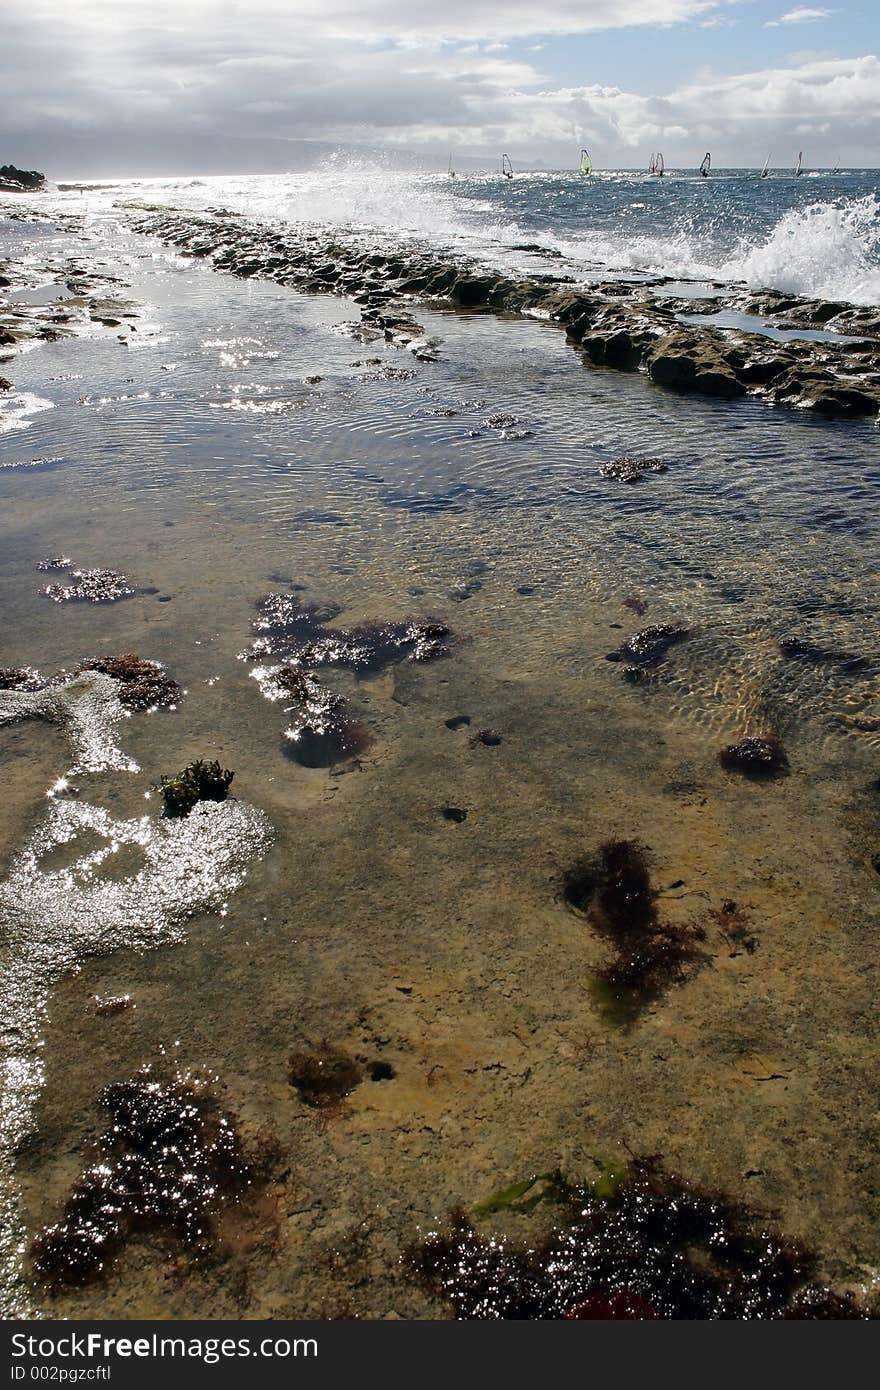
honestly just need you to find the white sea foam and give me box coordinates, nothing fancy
[721,195,880,306]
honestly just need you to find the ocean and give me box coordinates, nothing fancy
[1,165,879,1319]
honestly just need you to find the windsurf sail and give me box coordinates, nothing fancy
[649,153,655,173]
[580,148,592,175]
[448,153,456,180]
[699,152,711,178]
[761,154,770,178]
[502,154,513,179]
[795,151,803,177]
[654,152,665,176]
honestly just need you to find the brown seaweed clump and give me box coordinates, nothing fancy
[157,759,234,817]
[778,636,868,674]
[0,666,46,691]
[80,654,180,711]
[409,1156,875,1319]
[606,623,688,669]
[245,592,450,766]
[599,456,669,484]
[245,592,451,671]
[43,566,135,604]
[288,1044,364,1109]
[562,841,706,1018]
[720,737,789,780]
[274,666,371,768]
[31,1070,254,1288]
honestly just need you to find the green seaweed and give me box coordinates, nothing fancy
[156,759,234,818]
[473,1170,569,1219]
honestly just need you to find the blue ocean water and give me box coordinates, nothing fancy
[47,161,877,306]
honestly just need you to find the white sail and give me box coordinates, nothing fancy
[795,151,803,177]
[761,154,770,178]
[699,152,711,178]
[501,154,513,179]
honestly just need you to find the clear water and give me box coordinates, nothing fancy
[1,181,879,1318]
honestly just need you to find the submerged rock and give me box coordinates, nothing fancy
[42,565,135,605]
[720,737,789,779]
[607,623,688,669]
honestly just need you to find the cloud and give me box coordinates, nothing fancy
[1,2,877,169]
[764,7,834,27]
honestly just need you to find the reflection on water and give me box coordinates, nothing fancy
[1,210,879,1317]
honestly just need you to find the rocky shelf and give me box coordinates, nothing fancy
[126,204,880,420]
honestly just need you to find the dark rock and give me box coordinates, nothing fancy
[720,738,788,779]
[608,624,688,668]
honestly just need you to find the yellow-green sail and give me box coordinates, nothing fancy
[580,148,592,175]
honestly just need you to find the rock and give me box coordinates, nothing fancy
[0,164,45,191]
[719,738,788,779]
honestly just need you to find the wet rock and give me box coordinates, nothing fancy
[275,667,371,768]
[31,1069,257,1288]
[246,593,450,671]
[93,993,134,1016]
[0,165,45,192]
[720,737,789,779]
[0,377,12,392]
[647,332,746,399]
[607,623,688,669]
[441,806,468,823]
[0,667,45,692]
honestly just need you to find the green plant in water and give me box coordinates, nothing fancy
[473,1170,570,1219]
[156,759,234,818]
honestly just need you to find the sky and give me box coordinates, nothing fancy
[3,1,879,173]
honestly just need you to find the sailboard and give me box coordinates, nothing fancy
[448,153,456,180]
[502,154,513,179]
[795,151,803,177]
[699,152,711,178]
[760,154,770,178]
[654,151,665,176]
[649,153,655,173]
[580,148,592,176]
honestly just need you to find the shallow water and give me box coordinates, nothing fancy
[1,203,879,1317]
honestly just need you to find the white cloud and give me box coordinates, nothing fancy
[764,7,834,27]
[1,2,877,169]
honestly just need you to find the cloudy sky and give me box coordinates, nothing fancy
[4,1,879,172]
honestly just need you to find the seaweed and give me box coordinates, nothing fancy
[562,841,706,1019]
[31,1070,254,1289]
[288,1044,364,1108]
[720,737,789,780]
[80,654,179,711]
[410,1155,875,1319]
[156,759,234,817]
[274,667,371,768]
[0,666,46,691]
[599,456,669,483]
[245,593,451,672]
[42,567,135,604]
[245,594,450,766]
